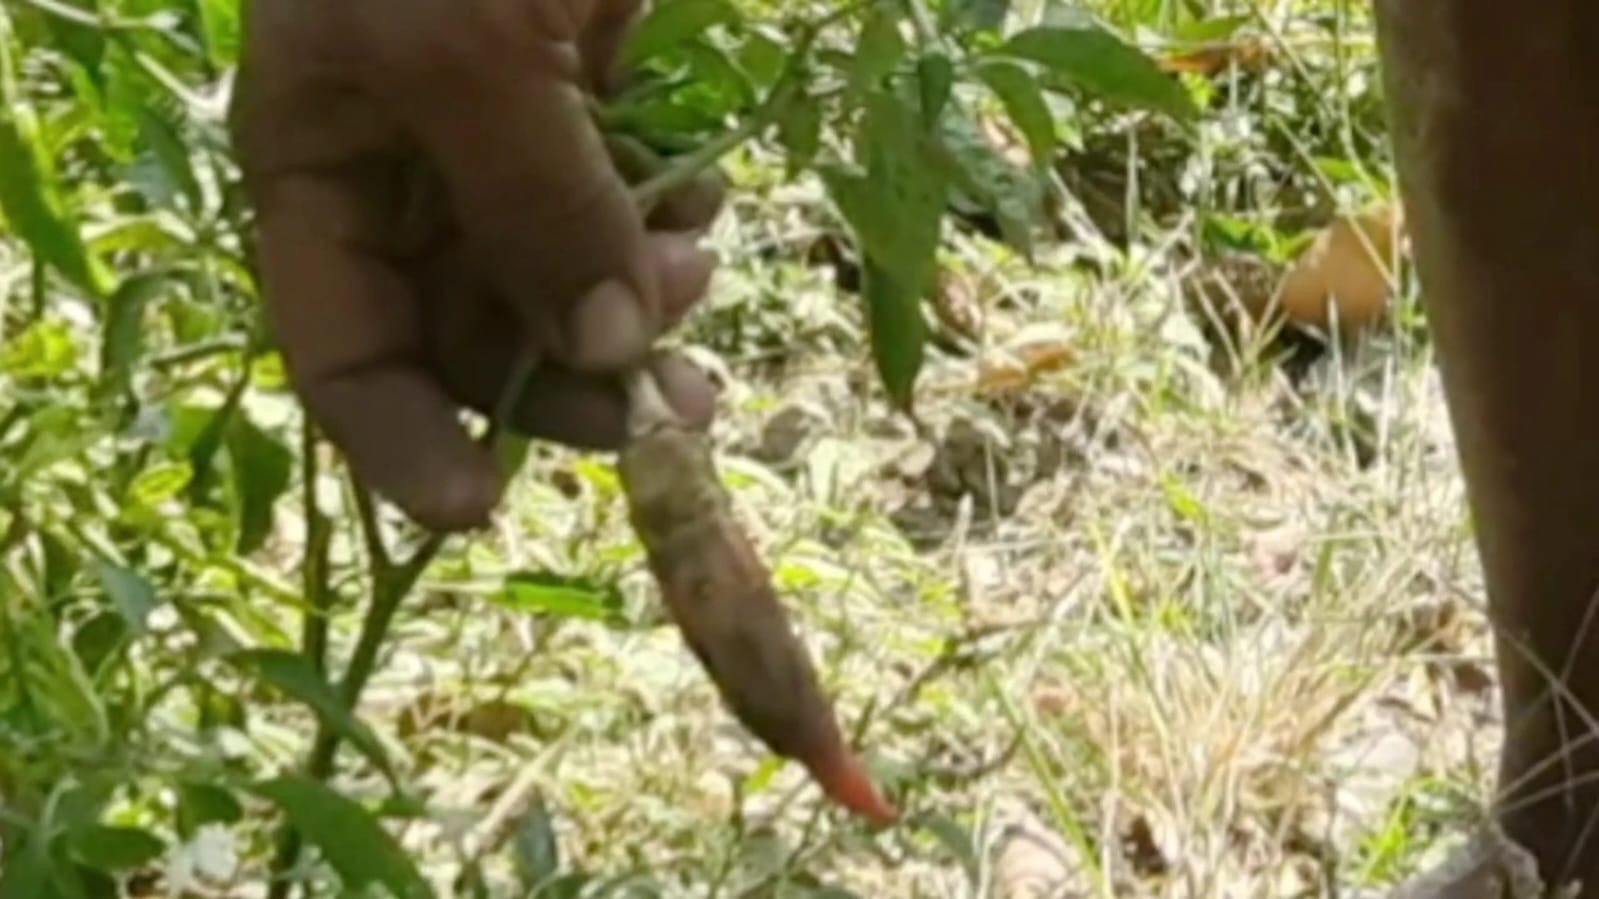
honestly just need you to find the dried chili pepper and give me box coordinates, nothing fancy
[616,371,897,826]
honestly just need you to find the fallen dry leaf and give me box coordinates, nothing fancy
[1276,203,1405,334]
[1158,41,1274,76]
[975,326,1079,396]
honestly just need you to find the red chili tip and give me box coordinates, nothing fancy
[808,750,899,827]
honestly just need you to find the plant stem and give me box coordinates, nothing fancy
[266,357,539,898]
[299,423,334,677]
[148,335,250,371]
[632,110,774,215]
[629,11,833,216]
[326,349,542,718]
[351,486,392,575]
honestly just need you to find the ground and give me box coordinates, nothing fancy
[311,176,1502,896]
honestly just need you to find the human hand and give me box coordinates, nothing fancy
[228,0,726,532]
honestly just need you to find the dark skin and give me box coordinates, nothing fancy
[230,0,727,532]
[232,0,1599,892]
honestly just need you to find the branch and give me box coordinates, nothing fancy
[299,422,335,675]
[267,357,539,897]
[351,486,391,575]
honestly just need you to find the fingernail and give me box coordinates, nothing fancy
[655,236,717,325]
[650,353,718,432]
[566,280,649,370]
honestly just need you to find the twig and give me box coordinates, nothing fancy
[351,486,392,575]
[148,335,250,371]
[329,350,541,748]
[631,110,775,216]
[267,355,540,897]
[459,755,550,863]
[265,424,337,898]
[299,422,335,676]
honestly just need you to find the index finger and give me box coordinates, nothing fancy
[249,165,507,532]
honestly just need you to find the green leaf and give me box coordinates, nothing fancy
[509,799,560,889]
[38,529,80,601]
[1312,154,1369,188]
[45,8,107,81]
[71,611,129,675]
[493,572,624,625]
[823,92,947,292]
[66,825,165,871]
[128,461,193,509]
[623,0,737,66]
[862,90,949,275]
[226,416,293,555]
[935,109,1050,260]
[0,831,61,899]
[100,273,167,390]
[229,650,397,783]
[736,29,786,89]
[539,874,593,899]
[675,39,756,114]
[251,776,434,899]
[196,683,247,731]
[994,23,1196,121]
[775,91,822,174]
[176,782,244,838]
[860,259,925,413]
[850,8,907,94]
[914,813,979,886]
[52,776,116,830]
[92,561,161,635]
[196,0,242,67]
[1160,472,1208,524]
[946,0,1011,31]
[184,384,246,505]
[134,99,203,211]
[976,61,1055,165]
[0,46,111,298]
[916,54,954,124]
[0,320,80,379]
[821,90,948,410]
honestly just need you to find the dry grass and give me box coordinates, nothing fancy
[314,169,1508,897]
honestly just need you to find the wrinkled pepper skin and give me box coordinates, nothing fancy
[617,387,897,826]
